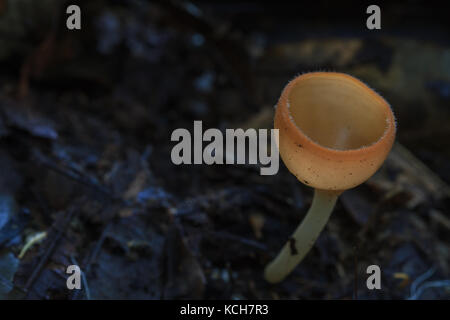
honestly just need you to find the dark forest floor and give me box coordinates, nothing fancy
[0,0,449,299]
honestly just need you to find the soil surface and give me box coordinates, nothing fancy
[0,0,448,299]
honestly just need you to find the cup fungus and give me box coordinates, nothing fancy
[265,72,396,283]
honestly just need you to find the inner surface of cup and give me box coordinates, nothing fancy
[287,74,389,150]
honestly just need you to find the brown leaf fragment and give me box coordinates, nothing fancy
[163,225,205,299]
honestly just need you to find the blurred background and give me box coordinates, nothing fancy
[0,0,449,299]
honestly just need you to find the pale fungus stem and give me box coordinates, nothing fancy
[264,189,339,284]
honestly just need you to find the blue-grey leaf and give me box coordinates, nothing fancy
[0,253,19,298]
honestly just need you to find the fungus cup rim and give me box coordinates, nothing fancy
[277,72,396,161]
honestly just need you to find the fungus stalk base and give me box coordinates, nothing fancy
[264,189,339,283]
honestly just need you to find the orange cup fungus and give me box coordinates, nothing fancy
[265,72,396,283]
[275,72,396,191]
